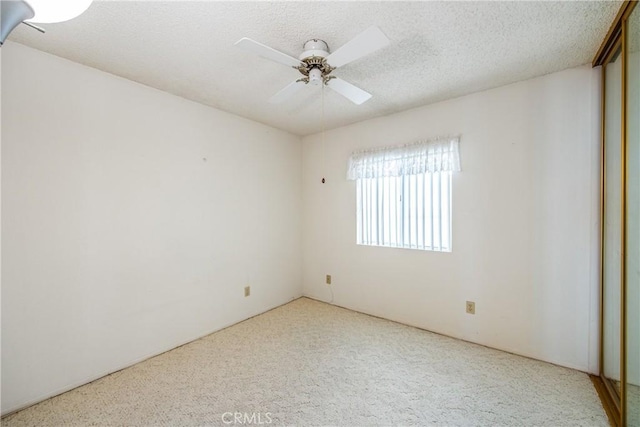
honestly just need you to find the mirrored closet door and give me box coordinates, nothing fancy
[595,1,639,425]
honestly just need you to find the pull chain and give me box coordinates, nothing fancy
[321,82,333,304]
[321,82,326,184]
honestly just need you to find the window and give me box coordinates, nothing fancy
[356,172,452,251]
[347,136,460,252]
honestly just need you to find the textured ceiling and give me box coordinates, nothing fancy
[7,1,620,136]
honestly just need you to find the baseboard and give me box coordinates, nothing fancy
[1,294,303,417]
[302,294,591,374]
[590,374,619,427]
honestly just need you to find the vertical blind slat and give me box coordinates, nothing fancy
[421,173,427,249]
[437,172,441,251]
[415,176,420,249]
[430,173,435,250]
[396,178,401,247]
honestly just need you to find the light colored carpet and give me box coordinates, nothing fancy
[629,384,639,426]
[2,297,607,426]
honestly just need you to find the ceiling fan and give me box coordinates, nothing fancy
[235,26,390,105]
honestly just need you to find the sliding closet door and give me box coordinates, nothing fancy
[626,4,639,425]
[596,4,640,424]
[604,44,623,398]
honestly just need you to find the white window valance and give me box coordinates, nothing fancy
[346,136,461,180]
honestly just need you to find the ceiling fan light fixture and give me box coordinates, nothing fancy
[308,68,323,86]
[24,0,93,24]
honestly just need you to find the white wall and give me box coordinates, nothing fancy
[302,65,602,373]
[1,42,302,414]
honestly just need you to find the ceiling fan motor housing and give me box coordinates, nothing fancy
[299,39,329,59]
[296,39,335,85]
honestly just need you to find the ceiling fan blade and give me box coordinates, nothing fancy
[326,78,372,105]
[235,38,303,68]
[325,26,390,68]
[269,80,306,104]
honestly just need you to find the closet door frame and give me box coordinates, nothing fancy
[593,2,638,425]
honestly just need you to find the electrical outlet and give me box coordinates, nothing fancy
[244,286,250,297]
[466,301,475,314]
[326,274,332,285]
